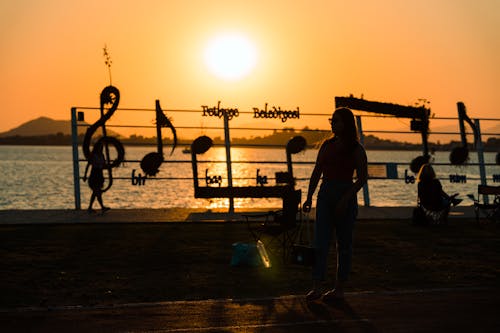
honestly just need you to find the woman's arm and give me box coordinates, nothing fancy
[351,144,368,195]
[308,164,322,200]
[83,162,90,182]
[436,179,451,199]
[303,143,325,212]
[335,144,368,215]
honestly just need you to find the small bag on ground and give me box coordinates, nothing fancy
[291,213,315,266]
[230,241,271,267]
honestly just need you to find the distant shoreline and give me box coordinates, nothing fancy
[1,142,499,154]
[0,132,498,152]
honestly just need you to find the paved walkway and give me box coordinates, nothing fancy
[1,287,498,332]
[0,207,494,332]
[0,206,475,224]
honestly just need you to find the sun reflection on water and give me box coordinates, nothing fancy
[0,145,496,209]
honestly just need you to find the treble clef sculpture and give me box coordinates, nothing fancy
[140,100,177,176]
[82,85,125,192]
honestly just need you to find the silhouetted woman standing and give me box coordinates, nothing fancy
[83,142,110,213]
[303,107,368,301]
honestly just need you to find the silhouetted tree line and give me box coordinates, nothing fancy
[0,129,498,151]
[0,133,76,145]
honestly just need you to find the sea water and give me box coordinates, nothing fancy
[0,145,497,210]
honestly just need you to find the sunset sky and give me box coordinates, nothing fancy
[1,0,499,140]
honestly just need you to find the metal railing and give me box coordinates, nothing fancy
[71,101,499,210]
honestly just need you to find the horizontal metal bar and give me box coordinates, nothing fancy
[75,123,498,136]
[72,106,500,121]
[79,176,489,182]
[77,159,498,167]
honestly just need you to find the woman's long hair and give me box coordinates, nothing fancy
[333,107,359,152]
[416,163,436,183]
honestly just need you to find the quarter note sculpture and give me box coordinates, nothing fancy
[140,100,177,177]
[82,85,125,192]
[449,102,478,165]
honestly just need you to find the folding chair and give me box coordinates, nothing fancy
[243,135,306,263]
[467,185,500,223]
[413,199,450,226]
[244,189,302,263]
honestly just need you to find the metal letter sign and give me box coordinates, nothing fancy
[252,103,300,122]
[202,101,239,120]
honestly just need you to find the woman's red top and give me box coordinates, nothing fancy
[317,139,357,181]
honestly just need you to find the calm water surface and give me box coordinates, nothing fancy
[0,145,497,210]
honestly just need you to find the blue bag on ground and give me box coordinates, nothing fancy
[230,241,271,267]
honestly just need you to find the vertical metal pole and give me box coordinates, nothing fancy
[475,119,488,204]
[71,107,81,210]
[191,152,199,192]
[155,100,164,156]
[356,116,370,206]
[421,109,430,158]
[223,110,234,214]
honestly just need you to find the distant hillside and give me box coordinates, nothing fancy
[0,117,121,137]
[0,117,72,137]
[0,117,497,150]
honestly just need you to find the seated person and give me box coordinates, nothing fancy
[417,163,462,211]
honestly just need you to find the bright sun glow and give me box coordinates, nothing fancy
[204,33,258,81]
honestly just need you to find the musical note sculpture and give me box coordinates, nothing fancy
[82,85,125,192]
[449,102,478,165]
[139,100,177,177]
[335,96,431,174]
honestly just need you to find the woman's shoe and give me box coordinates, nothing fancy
[305,290,322,302]
[322,289,344,303]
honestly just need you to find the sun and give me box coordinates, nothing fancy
[204,33,258,81]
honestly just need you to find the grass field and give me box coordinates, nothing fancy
[0,219,498,308]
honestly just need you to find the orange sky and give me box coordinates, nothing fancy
[1,0,499,140]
